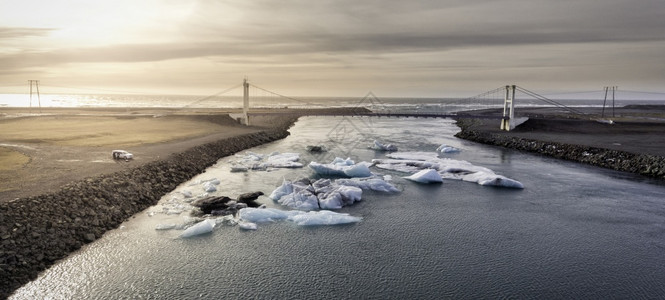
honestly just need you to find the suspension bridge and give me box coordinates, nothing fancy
[216,79,593,131]
[3,79,664,131]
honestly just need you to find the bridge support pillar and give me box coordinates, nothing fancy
[500,85,516,131]
[243,78,250,126]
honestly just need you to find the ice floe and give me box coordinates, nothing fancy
[335,177,400,193]
[180,219,215,238]
[238,207,362,226]
[270,178,363,210]
[461,172,524,188]
[230,151,303,172]
[308,157,372,178]
[373,152,523,188]
[369,140,398,151]
[238,207,296,223]
[287,210,362,226]
[238,222,258,230]
[436,144,460,153]
[404,169,443,184]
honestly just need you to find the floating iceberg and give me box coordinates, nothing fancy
[404,169,443,183]
[202,181,217,193]
[369,140,398,151]
[270,178,363,210]
[335,177,400,193]
[373,152,524,189]
[180,219,215,238]
[155,223,177,230]
[436,144,461,153]
[287,210,362,226]
[386,152,439,161]
[238,207,362,227]
[462,172,524,189]
[230,151,303,171]
[238,222,258,230]
[308,157,372,178]
[238,207,297,223]
[314,179,363,209]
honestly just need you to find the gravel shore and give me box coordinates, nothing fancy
[454,105,665,180]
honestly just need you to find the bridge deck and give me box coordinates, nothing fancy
[248,111,505,119]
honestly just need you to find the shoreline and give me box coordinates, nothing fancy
[453,106,665,180]
[0,124,295,299]
[1,106,369,298]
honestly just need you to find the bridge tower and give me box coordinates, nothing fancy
[500,85,516,131]
[242,78,250,126]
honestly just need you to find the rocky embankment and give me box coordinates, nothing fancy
[455,119,665,180]
[0,121,295,299]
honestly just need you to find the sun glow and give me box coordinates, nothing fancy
[1,0,196,46]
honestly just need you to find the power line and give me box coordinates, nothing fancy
[41,84,154,95]
[617,90,665,96]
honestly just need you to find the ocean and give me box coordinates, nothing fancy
[2,90,664,113]
[10,112,665,299]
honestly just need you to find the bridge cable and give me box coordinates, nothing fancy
[515,86,585,115]
[249,83,331,108]
[180,83,243,108]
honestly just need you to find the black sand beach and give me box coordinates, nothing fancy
[455,105,665,179]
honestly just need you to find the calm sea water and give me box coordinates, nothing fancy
[2,92,664,113]
[11,116,665,299]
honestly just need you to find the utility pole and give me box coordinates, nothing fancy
[601,86,617,118]
[243,77,250,126]
[28,80,42,113]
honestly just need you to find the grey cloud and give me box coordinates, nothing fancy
[0,27,54,39]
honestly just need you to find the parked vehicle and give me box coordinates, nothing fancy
[112,150,133,160]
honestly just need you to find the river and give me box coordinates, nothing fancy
[12,116,665,299]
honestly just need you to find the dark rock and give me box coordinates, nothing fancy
[191,196,233,214]
[306,145,328,153]
[237,191,264,207]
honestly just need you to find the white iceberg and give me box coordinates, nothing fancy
[436,144,461,153]
[155,223,177,230]
[238,222,258,230]
[404,169,443,183]
[287,210,362,226]
[202,182,217,193]
[271,179,320,210]
[386,152,438,161]
[375,152,524,189]
[462,172,525,189]
[237,208,362,227]
[369,140,398,151]
[269,178,364,210]
[313,179,363,209]
[308,157,372,178]
[239,207,297,223]
[180,219,215,238]
[335,177,400,193]
[215,215,238,226]
[231,151,303,171]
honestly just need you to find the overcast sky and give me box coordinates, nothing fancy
[1,0,663,97]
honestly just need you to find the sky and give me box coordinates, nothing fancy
[0,0,664,97]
